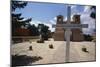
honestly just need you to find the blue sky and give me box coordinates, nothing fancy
[14,2,96,35]
[15,2,67,22]
[14,2,84,22]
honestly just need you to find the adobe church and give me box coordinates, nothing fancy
[53,14,84,41]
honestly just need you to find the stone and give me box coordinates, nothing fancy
[29,46,33,51]
[82,47,89,53]
[37,39,44,43]
[49,44,54,49]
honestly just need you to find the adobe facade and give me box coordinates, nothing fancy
[53,15,84,41]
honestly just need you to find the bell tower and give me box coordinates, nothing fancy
[57,15,63,24]
[53,15,65,41]
[73,15,80,24]
[71,15,84,41]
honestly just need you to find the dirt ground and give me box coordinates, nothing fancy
[11,38,96,65]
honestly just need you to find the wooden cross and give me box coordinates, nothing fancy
[52,6,88,62]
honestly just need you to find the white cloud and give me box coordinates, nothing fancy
[30,20,42,27]
[64,14,74,22]
[30,20,55,32]
[49,19,56,32]
[71,5,82,15]
[83,6,91,13]
[70,5,96,35]
[71,5,76,9]
[49,20,56,24]
[80,6,96,35]
[71,5,77,15]
[45,23,55,32]
[64,16,67,21]
[54,17,57,21]
[30,16,57,32]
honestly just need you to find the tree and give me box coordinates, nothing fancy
[11,0,27,11]
[11,0,32,36]
[38,24,50,40]
[90,6,96,19]
[83,34,93,41]
[28,24,39,36]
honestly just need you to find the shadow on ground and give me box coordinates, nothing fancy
[11,54,43,66]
